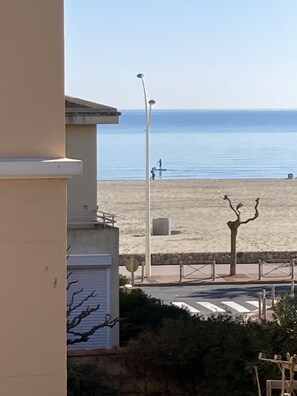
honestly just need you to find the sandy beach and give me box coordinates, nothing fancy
[97,179,297,255]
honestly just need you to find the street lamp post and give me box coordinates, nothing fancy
[137,73,156,278]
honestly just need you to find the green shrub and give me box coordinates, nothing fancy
[272,292,297,353]
[118,288,297,394]
[124,316,285,396]
[119,274,131,286]
[275,292,297,328]
[67,364,117,396]
[119,288,191,345]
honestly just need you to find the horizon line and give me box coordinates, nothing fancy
[119,107,297,111]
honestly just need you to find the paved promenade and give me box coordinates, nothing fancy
[120,263,292,321]
[119,262,297,286]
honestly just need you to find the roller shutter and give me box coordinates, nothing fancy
[67,264,111,350]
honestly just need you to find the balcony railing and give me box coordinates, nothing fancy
[68,210,116,228]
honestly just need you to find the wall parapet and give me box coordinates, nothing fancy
[120,251,297,266]
[0,157,82,179]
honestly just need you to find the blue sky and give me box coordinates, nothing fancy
[65,1,297,110]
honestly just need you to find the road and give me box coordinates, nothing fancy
[140,283,294,316]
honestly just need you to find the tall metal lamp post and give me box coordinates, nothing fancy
[137,73,156,278]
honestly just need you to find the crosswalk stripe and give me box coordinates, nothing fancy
[172,302,200,314]
[246,301,259,308]
[171,300,260,314]
[196,302,225,312]
[222,301,251,313]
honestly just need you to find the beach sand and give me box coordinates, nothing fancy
[97,179,297,254]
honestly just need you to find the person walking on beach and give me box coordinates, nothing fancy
[150,167,156,180]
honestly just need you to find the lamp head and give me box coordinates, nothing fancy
[137,73,144,78]
[148,99,156,105]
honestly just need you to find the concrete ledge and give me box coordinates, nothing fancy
[120,251,297,266]
[0,157,82,179]
[68,222,108,230]
[68,253,112,267]
[68,347,125,357]
[66,114,119,125]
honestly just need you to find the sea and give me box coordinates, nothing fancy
[97,109,297,180]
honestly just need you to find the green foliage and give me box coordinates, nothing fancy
[67,363,117,396]
[275,292,297,328]
[119,273,131,286]
[124,315,289,396]
[119,288,191,345]
[273,292,297,353]
[118,288,297,394]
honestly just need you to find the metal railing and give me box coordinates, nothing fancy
[179,260,216,282]
[258,259,295,280]
[97,210,116,227]
[258,282,295,322]
[68,209,116,228]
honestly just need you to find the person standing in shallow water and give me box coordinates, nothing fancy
[150,167,156,180]
[158,159,162,169]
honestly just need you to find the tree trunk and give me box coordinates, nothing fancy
[230,228,237,276]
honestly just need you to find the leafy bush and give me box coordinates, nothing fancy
[124,315,286,396]
[275,292,297,328]
[67,364,117,396]
[272,291,297,353]
[119,288,191,345]
[118,288,297,394]
[119,274,131,286]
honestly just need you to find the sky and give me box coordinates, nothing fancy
[64,1,297,110]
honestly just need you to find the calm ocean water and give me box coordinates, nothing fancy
[97,109,297,180]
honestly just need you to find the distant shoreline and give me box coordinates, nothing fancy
[97,177,289,181]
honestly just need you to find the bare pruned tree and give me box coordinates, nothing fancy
[223,195,260,276]
[67,272,119,345]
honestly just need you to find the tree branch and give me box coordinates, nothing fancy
[241,197,260,225]
[67,290,97,316]
[236,202,243,215]
[67,288,84,316]
[67,315,119,345]
[223,195,240,218]
[67,303,101,331]
[67,280,79,291]
[67,272,119,346]
[66,272,78,291]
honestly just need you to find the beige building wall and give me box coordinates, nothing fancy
[66,125,97,222]
[0,180,67,395]
[0,1,65,157]
[65,97,120,224]
[0,1,78,395]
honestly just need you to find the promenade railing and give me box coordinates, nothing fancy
[258,258,295,280]
[179,260,216,282]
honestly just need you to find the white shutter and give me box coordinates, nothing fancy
[67,266,110,350]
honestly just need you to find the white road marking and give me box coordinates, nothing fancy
[222,301,251,313]
[172,300,260,315]
[246,300,259,308]
[172,302,200,314]
[196,302,225,312]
